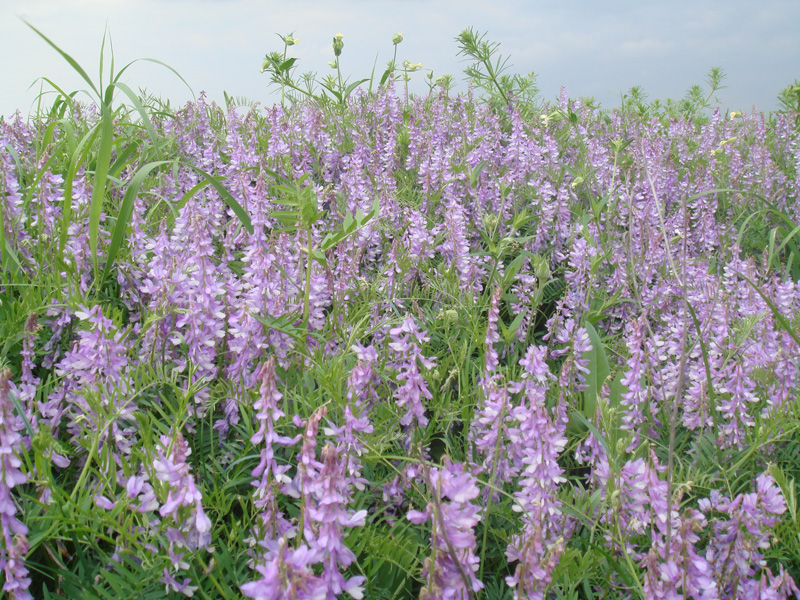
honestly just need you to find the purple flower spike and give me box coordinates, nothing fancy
[484,287,502,374]
[249,359,299,550]
[241,538,326,600]
[0,369,32,600]
[306,443,367,600]
[409,459,483,600]
[153,431,211,550]
[388,316,437,429]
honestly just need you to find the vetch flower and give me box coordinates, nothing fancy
[249,359,300,556]
[408,459,483,600]
[484,287,502,373]
[241,538,326,600]
[388,316,437,428]
[306,444,367,599]
[0,368,32,600]
[153,430,211,550]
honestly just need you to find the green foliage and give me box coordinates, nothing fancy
[455,28,539,120]
[259,31,425,109]
[620,67,727,126]
[777,80,800,128]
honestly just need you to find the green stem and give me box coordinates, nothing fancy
[337,60,344,102]
[300,227,314,375]
[477,390,508,583]
[280,43,287,107]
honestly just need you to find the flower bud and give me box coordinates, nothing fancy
[332,33,344,57]
[481,212,499,231]
[392,32,404,45]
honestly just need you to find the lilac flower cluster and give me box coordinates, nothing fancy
[243,361,368,600]
[152,429,211,595]
[408,459,484,600]
[505,345,569,599]
[0,369,32,600]
[388,316,437,429]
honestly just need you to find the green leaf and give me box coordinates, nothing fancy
[106,139,141,179]
[110,80,164,160]
[185,165,253,234]
[24,21,100,99]
[380,66,394,86]
[312,249,328,268]
[343,212,355,232]
[343,78,370,100]
[582,321,609,422]
[278,57,298,72]
[101,160,173,285]
[504,312,526,344]
[89,103,115,274]
[271,210,301,227]
[253,312,304,341]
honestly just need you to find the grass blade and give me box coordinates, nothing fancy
[185,165,253,235]
[88,104,115,274]
[111,81,164,160]
[583,321,609,422]
[23,20,100,99]
[737,271,800,347]
[100,160,173,285]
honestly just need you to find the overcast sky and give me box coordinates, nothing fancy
[1,0,799,119]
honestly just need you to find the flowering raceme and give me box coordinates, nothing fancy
[48,305,135,457]
[249,359,299,557]
[306,443,367,599]
[505,345,568,600]
[408,459,484,600]
[0,369,32,600]
[153,430,211,550]
[388,316,437,428]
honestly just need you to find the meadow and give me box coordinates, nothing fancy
[1,26,800,599]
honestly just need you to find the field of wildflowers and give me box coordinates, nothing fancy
[1,26,800,599]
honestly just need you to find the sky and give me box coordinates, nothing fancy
[1,0,799,119]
